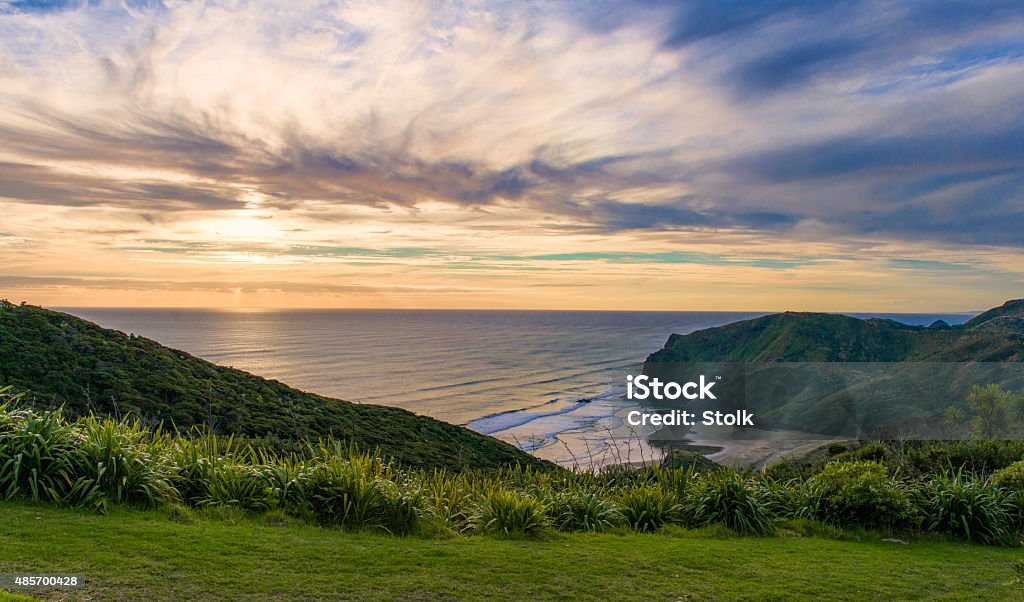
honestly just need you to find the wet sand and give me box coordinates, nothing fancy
[529,405,665,470]
[522,405,843,471]
[676,423,848,468]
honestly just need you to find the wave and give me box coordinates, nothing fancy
[465,385,625,436]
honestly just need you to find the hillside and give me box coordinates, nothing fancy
[643,299,1024,435]
[648,299,1024,363]
[0,301,548,470]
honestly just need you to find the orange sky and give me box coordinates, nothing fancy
[1,1,1022,311]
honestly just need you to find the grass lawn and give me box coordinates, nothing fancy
[0,501,1021,601]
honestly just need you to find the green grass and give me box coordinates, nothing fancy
[1,501,1022,601]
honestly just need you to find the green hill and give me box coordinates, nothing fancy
[643,299,1024,436]
[0,301,549,471]
[648,299,1024,364]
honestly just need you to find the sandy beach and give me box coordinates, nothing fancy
[524,404,665,470]
[524,405,844,471]
[673,422,848,468]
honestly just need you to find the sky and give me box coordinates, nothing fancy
[0,0,1022,311]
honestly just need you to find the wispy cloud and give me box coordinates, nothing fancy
[0,0,1022,309]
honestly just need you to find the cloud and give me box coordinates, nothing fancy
[0,161,243,210]
[651,1,1024,95]
[0,0,1023,310]
[0,274,477,295]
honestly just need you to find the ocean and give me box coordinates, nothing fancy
[61,308,972,466]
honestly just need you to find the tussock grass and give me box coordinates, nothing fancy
[916,469,1014,544]
[2,388,1024,543]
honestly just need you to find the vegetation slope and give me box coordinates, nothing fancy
[648,298,1024,363]
[0,301,547,470]
[643,299,1024,435]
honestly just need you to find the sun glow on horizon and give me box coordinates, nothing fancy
[0,1,1022,311]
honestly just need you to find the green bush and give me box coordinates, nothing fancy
[200,461,272,511]
[908,440,1024,476]
[5,399,1024,544]
[550,490,622,532]
[618,483,680,532]
[991,460,1024,526]
[426,469,474,531]
[66,416,176,511]
[757,476,802,518]
[992,460,1024,492]
[260,455,311,512]
[170,435,226,505]
[378,481,428,536]
[0,406,76,502]
[650,466,697,499]
[915,471,1013,544]
[803,461,910,529]
[305,451,390,530]
[850,442,888,463]
[762,460,815,481]
[687,471,775,535]
[470,488,549,537]
[827,443,849,456]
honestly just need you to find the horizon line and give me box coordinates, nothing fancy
[46,304,983,316]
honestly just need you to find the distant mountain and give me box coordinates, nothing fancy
[644,299,1024,436]
[0,301,550,471]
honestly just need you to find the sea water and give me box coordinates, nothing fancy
[62,308,971,466]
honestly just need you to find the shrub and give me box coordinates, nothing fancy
[426,470,474,531]
[618,483,680,532]
[261,455,311,512]
[652,466,698,499]
[0,407,76,502]
[991,460,1024,525]
[910,440,1024,476]
[757,476,801,518]
[10,397,1024,545]
[200,461,272,511]
[660,450,719,473]
[915,471,1013,544]
[762,460,815,481]
[827,443,849,456]
[550,490,621,532]
[992,460,1024,492]
[850,442,888,463]
[379,481,428,536]
[803,461,910,529]
[305,452,389,529]
[66,416,176,511]
[470,488,549,537]
[170,434,227,505]
[687,471,775,535]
